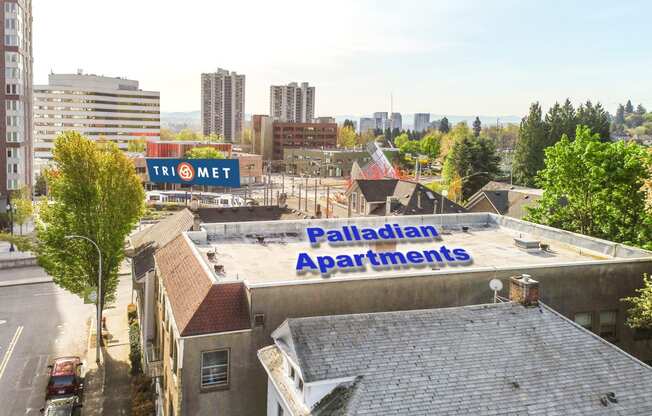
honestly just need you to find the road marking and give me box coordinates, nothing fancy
[0,325,23,381]
[0,320,6,325]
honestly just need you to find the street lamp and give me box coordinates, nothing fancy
[6,203,14,252]
[65,235,102,363]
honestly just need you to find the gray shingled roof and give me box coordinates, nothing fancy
[279,302,652,415]
[129,208,194,253]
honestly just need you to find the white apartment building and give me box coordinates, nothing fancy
[33,71,160,166]
[359,117,376,133]
[390,112,402,130]
[270,82,315,123]
[414,113,431,132]
[2,0,33,195]
[201,68,245,143]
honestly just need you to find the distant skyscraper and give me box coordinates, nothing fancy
[201,68,245,142]
[1,0,32,196]
[34,72,160,164]
[390,112,402,131]
[270,82,315,123]
[359,117,376,134]
[414,113,431,132]
[373,112,388,130]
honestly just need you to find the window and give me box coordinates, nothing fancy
[574,312,592,330]
[599,310,617,340]
[289,365,295,380]
[201,350,229,388]
[277,403,284,416]
[298,377,304,392]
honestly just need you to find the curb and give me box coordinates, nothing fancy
[0,277,53,287]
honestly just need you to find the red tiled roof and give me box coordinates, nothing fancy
[154,234,251,336]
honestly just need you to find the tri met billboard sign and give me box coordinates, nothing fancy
[145,158,240,187]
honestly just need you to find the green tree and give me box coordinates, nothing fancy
[615,104,626,125]
[576,100,610,141]
[526,126,652,246]
[623,274,652,329]
[176,129,200,141]
[439,117,450,133]
[12,186,33,235]
[337,126,357,148]
[34,171,48,197]
[160,128,176,140]
[37,131,145,310]
[472,117,482,137]
[343,119,355,130]
[559,98,577,140]
[545,102,565,146]
[419,131,442,159]
[636,104,647,115]
[625,99,634,114]
[513,102,549,187]
[127,138,146,153]
[442,134,500,200]
[185,146,225,159]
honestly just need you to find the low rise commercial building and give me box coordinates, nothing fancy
[132,212,652,415]
[260,275,652,415]
[271,122,337,161]
[283,148,370,177]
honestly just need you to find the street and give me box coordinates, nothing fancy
[0,267,93,415]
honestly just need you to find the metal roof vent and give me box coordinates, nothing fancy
[514,238,541,250]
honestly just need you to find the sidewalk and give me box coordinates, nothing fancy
[83,270,133,415]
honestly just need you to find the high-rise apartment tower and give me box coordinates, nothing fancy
[201,68,245,142]
[270,82,315,123]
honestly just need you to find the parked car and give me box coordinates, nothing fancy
[40,396,82,415]
[46,357,83,399]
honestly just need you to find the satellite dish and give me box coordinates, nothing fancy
[489,279,503,292]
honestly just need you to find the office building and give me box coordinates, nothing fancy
[414,113,431,132]
[373,111,388,130]
[390,112,402,130]
[313,116,335,124]
[129,212,652,415]
[270,122,336,160]
[201,68,245,143]
[33,72,160,164]
[358,117,375,134]
[1,0,32,196]
[270,82,314,123]
[261,276,652,416]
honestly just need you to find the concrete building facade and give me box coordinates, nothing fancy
[373,112,388,130]
[134,213,652,415]
[33,72,160,167]
[1,0,32,196]
[269,82,315,123]
[358,117,375,134]
[390,112,402,131]
[201,68,245,143]
[414,113,430,132]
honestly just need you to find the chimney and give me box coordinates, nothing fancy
[509,274,539,306]
[192,214,202,231]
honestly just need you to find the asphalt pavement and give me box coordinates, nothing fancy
[0,268,93,415]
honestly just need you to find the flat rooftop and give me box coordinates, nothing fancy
[186,213,651,286]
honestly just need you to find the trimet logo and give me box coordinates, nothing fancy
[177,162,195,182]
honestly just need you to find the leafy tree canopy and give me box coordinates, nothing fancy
[185,146,225,159]
[526,125,652,248]
[36,132,145,308]
[337,125,357,148]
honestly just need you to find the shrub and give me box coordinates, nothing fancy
[131,375,155,416]
[127,304,138,324]
[129,321,142,375]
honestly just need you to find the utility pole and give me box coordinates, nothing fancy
[326,186,330,218]
[298,184,302,212]
[305,177,309,212]
[314,178,318,215]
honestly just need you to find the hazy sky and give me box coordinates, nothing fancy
[33,0,652,116]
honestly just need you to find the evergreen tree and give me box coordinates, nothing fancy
[545,102,565,146]
[576,101,610,141]
[625,99,634,114]
[439,117,450,133]
[636,104,647,115]
[559,98,577,139]
[343,119,355,130]
[443,135,500,200]
[472,117,482,137]
[615,104,626,125]
[512,102,549,187]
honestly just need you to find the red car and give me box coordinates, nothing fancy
[46,357,83,399]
